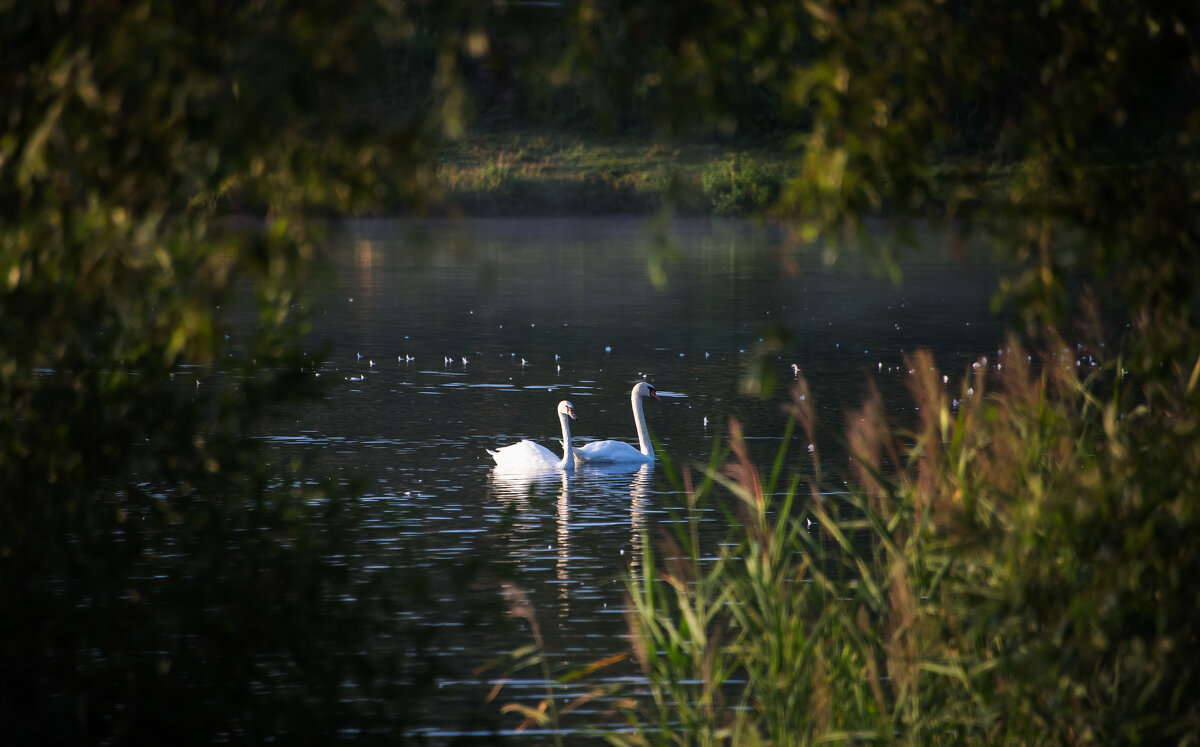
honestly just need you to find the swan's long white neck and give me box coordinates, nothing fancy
[632,389,653,459]
[558,410,575,470]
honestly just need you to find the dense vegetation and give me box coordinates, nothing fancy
[0,2,461,743]
[2,0,1198,743]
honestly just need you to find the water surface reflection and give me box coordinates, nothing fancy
[259,217,1015,739]
[490,464,653,623]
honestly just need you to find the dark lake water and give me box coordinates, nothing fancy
[260,217,1012,741]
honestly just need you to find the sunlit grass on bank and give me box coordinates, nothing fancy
[436,129,797,216]
[432,129,1042,220]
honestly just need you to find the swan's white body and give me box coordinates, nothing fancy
[488,400,577,472]
[575,382,659,465]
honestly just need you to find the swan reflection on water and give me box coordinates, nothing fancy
[488,464,653,618]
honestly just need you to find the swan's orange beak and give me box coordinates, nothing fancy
[649,389,660,402]
[567,406,577,420]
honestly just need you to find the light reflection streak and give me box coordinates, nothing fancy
[555,473,570,618]
[626,465,652,578]
[488,463,656,621]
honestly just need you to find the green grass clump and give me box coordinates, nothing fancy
[701,157,782,217]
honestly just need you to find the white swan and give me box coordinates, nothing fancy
[488,400,577,472]
[575,382,659,465]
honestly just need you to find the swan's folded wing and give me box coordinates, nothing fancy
[490,439,562,471]
[575,439,650,464]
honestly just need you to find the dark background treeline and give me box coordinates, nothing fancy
[387,2,1198,159]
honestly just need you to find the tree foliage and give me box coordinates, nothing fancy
[0,1,469,743]
[563,1,1200,326]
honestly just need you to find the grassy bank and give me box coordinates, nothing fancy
[435,129,798,216]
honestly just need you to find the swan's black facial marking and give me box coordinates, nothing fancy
[648,386,660,401]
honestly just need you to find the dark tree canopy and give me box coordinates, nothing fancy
[0,1,461,743]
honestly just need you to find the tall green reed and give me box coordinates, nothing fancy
[620,442,741,746]
[615,412,903,744]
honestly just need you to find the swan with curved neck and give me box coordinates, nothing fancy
[488,400,577,472]
[575,382,659,465]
